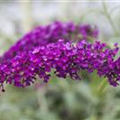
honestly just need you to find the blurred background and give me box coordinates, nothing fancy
[0,0,120,120]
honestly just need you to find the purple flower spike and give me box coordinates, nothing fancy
[1,21,98,60]
[0,21,119,92]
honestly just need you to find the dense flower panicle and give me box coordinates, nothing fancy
[1,21,98,60]
[0,39,119,91]
[0,21,119,92]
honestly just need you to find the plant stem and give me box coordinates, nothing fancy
[36,85,48,113]
[102,2,119,37]
[97,79,106,93]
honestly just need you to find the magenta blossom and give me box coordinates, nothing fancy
[0,21,119,92]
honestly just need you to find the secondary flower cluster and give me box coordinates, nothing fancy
[1,21,98,60]
[0,21,119,92]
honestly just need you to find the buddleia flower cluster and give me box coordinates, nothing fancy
[0,21,119,92]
